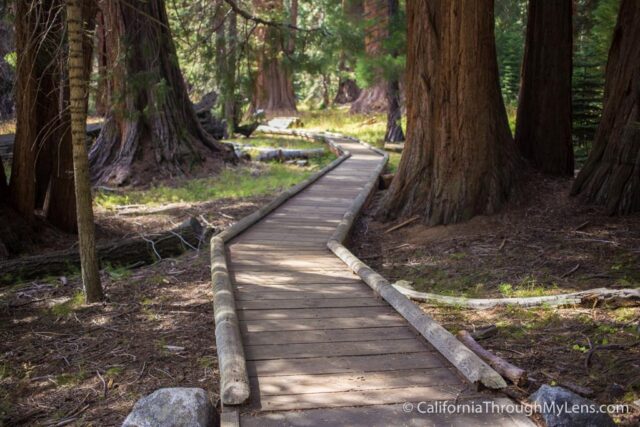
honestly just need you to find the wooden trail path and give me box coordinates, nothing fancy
[225,137,533,426]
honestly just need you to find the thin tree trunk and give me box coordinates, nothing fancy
[384,0,404,143]
[571,0,640,214]
[94,10,109,116]
[67,0,104,302]
[89,0,234,187]
[225,8,239,132]
[0,152,6,200]
[250,0,297,116]
[515,0,573,176]
[380,0,520,225]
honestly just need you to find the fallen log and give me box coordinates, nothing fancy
[0,218,211,285]
[394,286,640,309]
[383,142,404,153]
[255,148,325,162]
[457,330,528,387]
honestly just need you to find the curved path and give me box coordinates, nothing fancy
[225,136,533,426]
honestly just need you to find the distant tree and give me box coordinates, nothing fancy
[515,0,573,175]
[494,0,527,106]
[0,5,14,119]
[381,0,520,225]
[334,0,363,105]
[383,0,404,143]
[67,0,104,302]
[350,0,388,113]
[250,0,298,116]
[571,0,640,214]
[89,0,234,187]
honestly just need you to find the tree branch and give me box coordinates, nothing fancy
[223,0,322,33]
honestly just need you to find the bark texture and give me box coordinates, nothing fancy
[571,0,640,214]
[68,0,104,302]
[350,0,388,114]
[250,0,297,116]
[9,0,94,232]
[89,0,234,187]
[384,0,404,143]
[380,0,519,225]
[0,9,14,119]
[515,0,573,176]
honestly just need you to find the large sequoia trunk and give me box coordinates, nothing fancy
[250,0,297,117]
[380,0,519,225]
[515,0,573,176]
[571,0,640,214]
[350,0,388,114]
[9,0,92,232]
[89,0,234,186]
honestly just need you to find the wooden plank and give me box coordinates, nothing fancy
[228,243,329,252]
[232,272,359,284]
[247,352,446,377]
[237,306,396,321]
[234,287,373,301]
[241,315,407,332]
[253,368,462,396]
[242,326,415,345]
[250,385,460,411]
[240,398,536,427]
[233,282,365,293]
[244,338,426,360]
[236,297,386,310]
[231,259,346,270]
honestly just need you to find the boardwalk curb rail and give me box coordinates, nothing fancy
[212,130,350,407]
[325,140,508,390]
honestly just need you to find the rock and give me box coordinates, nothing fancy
[122,388,215,427]
[529,385,616,427]
[296,160,309,167]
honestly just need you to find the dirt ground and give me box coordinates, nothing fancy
[352,175,640,425]
[0,195,270,426]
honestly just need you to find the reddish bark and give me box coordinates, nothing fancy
[89,0,234,186]
[571,0,640,214]
[381,0,520,225]
[515,0,573,176]
[250,0,297,116]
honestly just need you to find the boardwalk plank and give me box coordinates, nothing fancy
[242,326,416,345]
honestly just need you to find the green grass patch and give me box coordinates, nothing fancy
[227,136,320,150]
[95,159,334,209]
[50,291,85,317]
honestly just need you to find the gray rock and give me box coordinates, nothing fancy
[122,388,215,427]
[529,385,616,427]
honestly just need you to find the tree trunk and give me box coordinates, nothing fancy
[571,0,640,214]
[0,7,14,120]
[350,0,388,114]
[0,152,6,200]
[10,0,80,232]
[89,0,234,187]
[94,10,109,116]
[384,0,404,143]
[515,0,573,176]
[334,0,362,105]
[250,0,297,117]
[67,0,104,302]
[380,0,520,225]
[224,9,239,133]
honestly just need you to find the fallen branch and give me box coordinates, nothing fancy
[457,330,528,386]
[394,286,640,310]
[385,215,420,234]
[0,218,211,285]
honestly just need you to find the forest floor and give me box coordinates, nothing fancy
[0,135,334,426]
[352,175,640,426]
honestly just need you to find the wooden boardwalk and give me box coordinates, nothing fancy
[226,138,533,426]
